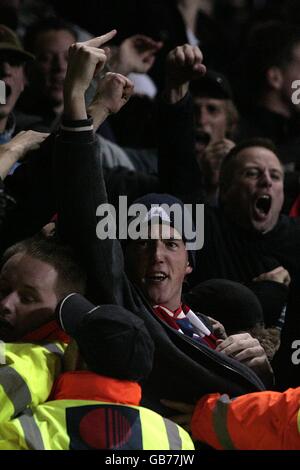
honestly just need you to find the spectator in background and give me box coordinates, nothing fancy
[158,44,297,343]
[189,69,237,205]
[237,21,300,211]
[0,23,32,141]
[17,17,77,133]
[49,0,231,88]
[0,24,48,175]
[238,21,300,156]
[17,17,161,167]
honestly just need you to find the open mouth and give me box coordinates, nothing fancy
[145,272,168,283]
[255,195,272,216]
[195,130,211,147]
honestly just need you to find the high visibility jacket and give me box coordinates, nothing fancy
[191,387,300,450]
[0,372,194,450]
[0,340,65,423]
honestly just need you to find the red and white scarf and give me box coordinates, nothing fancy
[153,304,217,349]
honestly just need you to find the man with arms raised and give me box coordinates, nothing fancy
[54,31,272,412]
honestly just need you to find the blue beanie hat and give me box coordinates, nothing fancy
[130,193,196,269]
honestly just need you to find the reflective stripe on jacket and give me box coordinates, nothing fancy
[0,341,65,423]
[191,388,300,450]
[0,399,194,450]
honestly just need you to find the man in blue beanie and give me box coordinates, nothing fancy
[123,192,218,347]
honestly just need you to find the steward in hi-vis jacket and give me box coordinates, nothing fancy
[0,295,195,450]
[0,339,66,423]
[191,387,300,450]
[0,370,194,450]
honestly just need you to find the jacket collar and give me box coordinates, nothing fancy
[51,371,142,406]
[21,320,70,343]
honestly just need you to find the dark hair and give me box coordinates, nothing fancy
[1,234,86,298]
[219,137,281,197]
[24,16,77,53]
[244,21,300,99]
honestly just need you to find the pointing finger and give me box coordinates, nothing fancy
[84,29,117,48]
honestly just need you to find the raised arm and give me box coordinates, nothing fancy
[0,131,48,180]
[55,31,137,306]
[158,44,206,200]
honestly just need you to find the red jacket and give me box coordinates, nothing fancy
[191,388,300,450]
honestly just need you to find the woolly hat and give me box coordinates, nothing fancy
[190,69,233,100]
[56,293,154,382]
[129,193,197,269]
[185,279,264,334]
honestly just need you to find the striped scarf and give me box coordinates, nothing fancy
[153,304,217,349]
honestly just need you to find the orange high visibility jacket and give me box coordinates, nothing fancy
[191,387,300,450]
